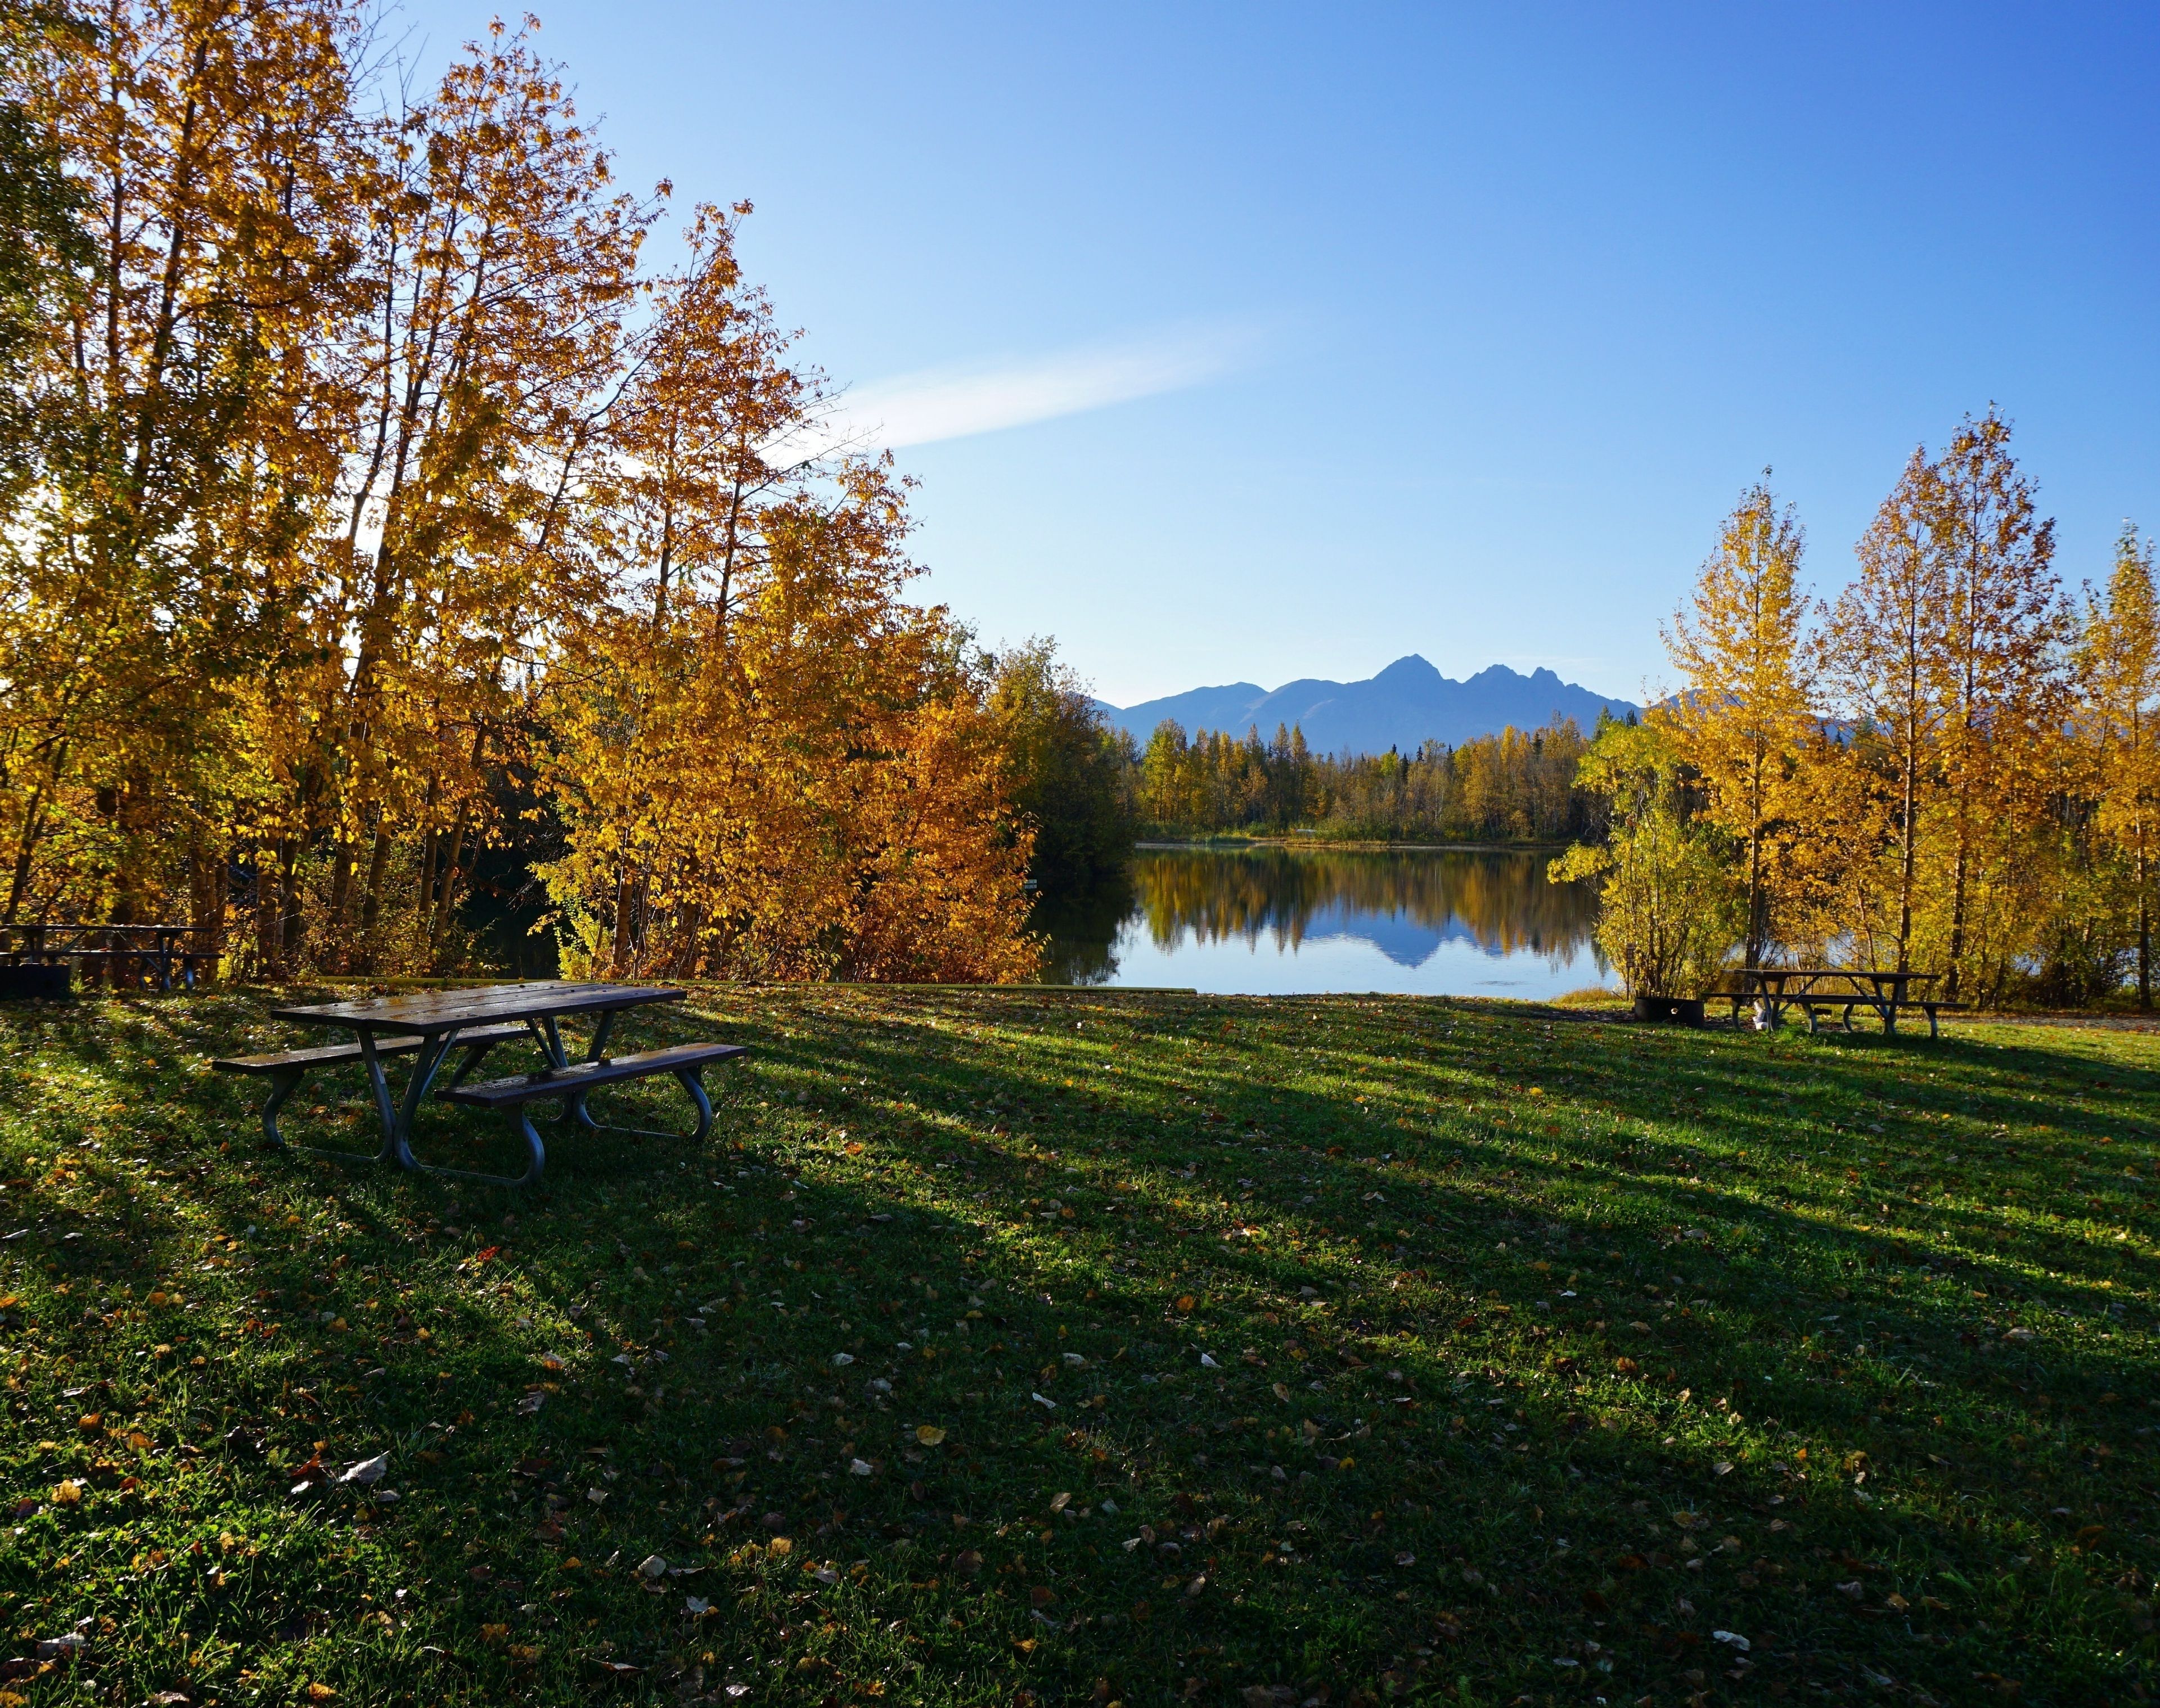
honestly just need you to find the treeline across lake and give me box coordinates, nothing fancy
[0,0,1110,983]
[1128,719,1602,843]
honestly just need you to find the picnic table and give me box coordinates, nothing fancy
[215,980,744,1186]
[0,923,215,992]
[1712,967,1967,1039]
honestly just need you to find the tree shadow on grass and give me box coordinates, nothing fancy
[0,987,2154,1705]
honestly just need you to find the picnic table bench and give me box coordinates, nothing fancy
[214,980,745,1186]
[1711,967,1970,1038]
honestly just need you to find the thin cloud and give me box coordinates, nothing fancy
[826,324,1260,451]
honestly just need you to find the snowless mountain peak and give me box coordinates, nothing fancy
[1095,657,1636,757]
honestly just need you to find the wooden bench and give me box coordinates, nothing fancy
[442,1041,748,1186]
[214,1024,534,1148]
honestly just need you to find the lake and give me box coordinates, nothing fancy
[1036,844,1615,998]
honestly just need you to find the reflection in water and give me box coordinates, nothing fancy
[1037,845,1610,997]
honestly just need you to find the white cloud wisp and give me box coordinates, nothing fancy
[819,324,1258,453]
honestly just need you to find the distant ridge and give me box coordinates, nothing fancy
[1094,655,1637,756]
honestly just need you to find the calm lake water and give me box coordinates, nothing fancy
[1036,844,1615,998]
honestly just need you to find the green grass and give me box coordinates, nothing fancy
[1,988,2156,1708]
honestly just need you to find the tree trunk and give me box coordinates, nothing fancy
[1945,792,1971,1002]
[3,781,50,926]
[2140,829,2152,1011]
[187,830,224,984]
[428,802,470,958]
[354,826,392,970]
[1894,729,1919,974]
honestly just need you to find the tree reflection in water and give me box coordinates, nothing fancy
[1036,846,1607,988]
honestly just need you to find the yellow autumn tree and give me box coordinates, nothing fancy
[4,0,371,946]
[536,208,1036,983]
[1926,410,2068,999]
[266,19,651,975]
[2079,525,2160,1006]
[1819,448,1951,975]
[1659,476,1816,968]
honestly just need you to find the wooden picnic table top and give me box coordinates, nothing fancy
[1721,967,1942,989]
[269,980,686,1036]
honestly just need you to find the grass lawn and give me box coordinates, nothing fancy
[1,988,2156,1708]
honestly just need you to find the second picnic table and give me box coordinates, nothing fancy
[215,980,745,1185]
[1714,967,1966,1038]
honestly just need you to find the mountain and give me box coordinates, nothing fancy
[1094,655,1637,756]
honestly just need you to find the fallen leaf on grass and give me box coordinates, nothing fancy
[340,1453,389,1487]
[1613,1358,1640,1376]
[1712,1631,1749,1652]
[1271,1382,1290,1401]
[1049,1493,1072,1513]
[915,1425,946,1446]
[50,1481,80,1506]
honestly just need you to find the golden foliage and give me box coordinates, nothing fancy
[0,7,1037,982]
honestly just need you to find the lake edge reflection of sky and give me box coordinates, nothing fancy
[1042,846,1616,998]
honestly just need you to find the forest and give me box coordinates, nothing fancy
[1558,412,2160,1009]
[1124,718,1602,844]
[0,0,1118,984]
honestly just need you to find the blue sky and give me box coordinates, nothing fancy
[393,2,2160,706]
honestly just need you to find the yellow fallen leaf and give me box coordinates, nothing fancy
[480,1624,508,1645]
[305,1688,336,1702]
[768,1536,791,1556]
[1048,1491,1071,1512]
[128,1431,152,1452]
[915,1425,947,1446]
[1174,1295,1196,1313]
[51,1480,82,1506]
